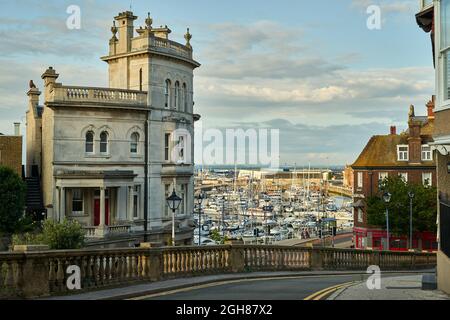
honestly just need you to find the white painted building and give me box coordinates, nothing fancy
[25,11,201,245]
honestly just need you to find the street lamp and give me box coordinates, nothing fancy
[383,192,392,251]
[166,189,182,247]
[195,192,205,246]
[408,191,415,251]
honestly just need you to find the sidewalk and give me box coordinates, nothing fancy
[329,275,450,300]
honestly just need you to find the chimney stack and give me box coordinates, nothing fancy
[14,123,20,136]
[427,95,435,120]
[390,126,397,135]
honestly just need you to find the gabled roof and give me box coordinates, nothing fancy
[352,134,409,168]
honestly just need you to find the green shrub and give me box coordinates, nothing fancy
[12,219,85,250]
[11,232,43,246]
[40,219,85,250]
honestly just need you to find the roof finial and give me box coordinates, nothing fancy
[111,20,118,40]
[185,27,192,49]
[145,12,153,30]
[409,105,415,118]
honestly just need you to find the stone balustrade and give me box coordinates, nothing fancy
[0,245,436,299]
[83,225,132,239]
[50,85,148,106]
[152,38,192,59]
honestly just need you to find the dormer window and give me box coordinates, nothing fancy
[421,145,433,161]
[397,145,409,161]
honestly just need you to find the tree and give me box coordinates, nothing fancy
[367,176,437,236]
[0,166,26,233]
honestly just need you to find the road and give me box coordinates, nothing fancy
[136,274,371,300]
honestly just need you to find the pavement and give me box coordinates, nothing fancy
[328,275,450,300]
[43,270,437,300]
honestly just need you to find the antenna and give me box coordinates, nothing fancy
[130,0,133,11]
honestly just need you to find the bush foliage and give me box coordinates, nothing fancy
[0,166,26,233]
[12,219,85,250]
[367,176,437,236]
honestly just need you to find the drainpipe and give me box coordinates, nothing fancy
[144,116,149,242]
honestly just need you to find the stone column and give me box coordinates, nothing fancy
[55,187,60,222]
[128,186,134,222]
[60,187,66,222]
[100,187,106,227]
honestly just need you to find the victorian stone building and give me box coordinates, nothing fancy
[26,11,200,245]
[416,0,450,294]
[351,101,437,251]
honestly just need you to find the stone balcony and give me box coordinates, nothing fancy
[151,37,193,60]
[49,85,148,107]
[83,225,132,239]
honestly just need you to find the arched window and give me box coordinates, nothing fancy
[165,79,171,108]
[100,131,109,154]
[182,83,188,112]
[130,132,139,154]
[85,131,94,153]
[174,81,180,110]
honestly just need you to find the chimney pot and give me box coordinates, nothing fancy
[390,126,397,135]
[14,122,20,136]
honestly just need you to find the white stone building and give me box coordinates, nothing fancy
[25,11,201,245]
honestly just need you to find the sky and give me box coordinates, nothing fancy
[0,0,434,167]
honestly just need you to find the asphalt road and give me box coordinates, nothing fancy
[141,274,371,300]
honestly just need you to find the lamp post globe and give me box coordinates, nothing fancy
[166,189,182,247]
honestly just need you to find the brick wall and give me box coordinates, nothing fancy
[0,136,23,176]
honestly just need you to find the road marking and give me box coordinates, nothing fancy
[304,281,358,301]
[128,274,360,300]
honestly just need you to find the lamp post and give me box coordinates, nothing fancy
[195,192,205,246]
[408,191,415,251]
[263,198,272,245]
[383,192,392,251]
[166,189,182,247]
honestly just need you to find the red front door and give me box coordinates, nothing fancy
[94,199,109,226]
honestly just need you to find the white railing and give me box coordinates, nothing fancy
[52,86,148,106]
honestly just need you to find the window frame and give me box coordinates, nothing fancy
[164,133,171,162]
[130,132,139,155]
[421,144,433,161]
[397,145,409,162]
[85,131,94,154]
[399,172,409,182]
[174,81,180,110]
[100,131,109,154]
[422,172,433,187]
[72,189,84,215]
[357,172,363,189]
[165,79,172,108]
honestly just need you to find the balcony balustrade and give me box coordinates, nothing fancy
[50,85,148,107]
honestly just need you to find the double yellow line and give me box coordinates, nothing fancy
[304,281,357,300]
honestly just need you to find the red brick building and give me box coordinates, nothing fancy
[351,99,437,251]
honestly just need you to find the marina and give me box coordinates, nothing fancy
[193,168,354,246]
